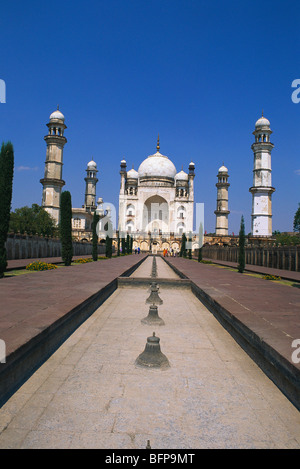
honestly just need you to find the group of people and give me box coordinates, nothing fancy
[162,248,177,257]
[133,246,178,256]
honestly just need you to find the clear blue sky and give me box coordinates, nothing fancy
[0,0,299,234]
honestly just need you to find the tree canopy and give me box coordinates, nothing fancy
[9,204,57,237]
[294,203,300,233]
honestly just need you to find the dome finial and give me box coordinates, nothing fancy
[156,134,160,152]
[57,104,59,110]
[262,109,264,117]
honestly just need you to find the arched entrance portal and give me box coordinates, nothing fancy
[142,195,169,235]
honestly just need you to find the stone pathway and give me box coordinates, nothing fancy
[0,256,299,449]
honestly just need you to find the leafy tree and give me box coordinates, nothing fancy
[237,215,246,273]
[9,204,56,237]
[294,203,300,232]
[60,191,73,266]
[92,211,100,261]
[274,232,300,246]
[0,142,14,278]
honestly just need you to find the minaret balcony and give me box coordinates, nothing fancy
[249,186,275,194]
[40,177,65,187]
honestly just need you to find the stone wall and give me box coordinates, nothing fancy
[5,233,107,260]
[200,245,300,272]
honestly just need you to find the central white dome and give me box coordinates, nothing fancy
[138,151,177,179]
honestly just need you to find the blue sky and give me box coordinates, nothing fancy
[0,0,299,234]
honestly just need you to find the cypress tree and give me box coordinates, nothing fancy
[188,235,192,259]
[126,234,130,254]
[180,233,187,257]
[198,247,203,262]
[130,235,133,254]
[238,215,246,273]
[60,191,73,266]
[117,233,120,256]
[92,211,100,261]
[121,236,126,255]
[105,235,112,258]
[0,142,14,278]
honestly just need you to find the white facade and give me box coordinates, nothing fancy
[249,114,275,237]
[118,138,195,237]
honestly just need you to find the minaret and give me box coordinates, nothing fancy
[214,164,230,236]
[84,158,98,211]
[40,106,67,225]
[249,113,275,237]
[188,161,195,202]
[118,158,127,233]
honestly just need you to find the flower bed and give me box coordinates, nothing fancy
[26,261,58,271]
[262,274,281,281]
[73,258,93,264]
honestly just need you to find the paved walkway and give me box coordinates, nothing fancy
[0,256,299,449]
[7,255,94,270]
[0,255,146,359]
[197,257,300,283]
[166,257,300,369]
